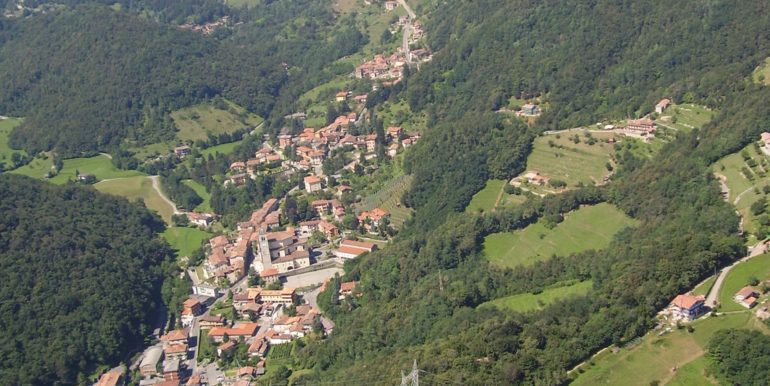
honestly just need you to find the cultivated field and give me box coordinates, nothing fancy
[520,130,617,193]
[466,179,506,213]
[162,227,212,260]
[95,176,175,223]
[480,280,593,313]
[0,118,25,168]
[171,100,263,142]
[183,179,213,212]
[718,252,770,312]
[572,312,767,386]
[713,142,770,244]
[359,174,413,227]
[657,103,714,132]
[48,154,144,184]
[483,203,636,268]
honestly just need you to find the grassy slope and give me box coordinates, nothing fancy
[0,118,25,167]
[182,179,213,212]
[200,139,243,157]
[466,179,505,213]
[94,176,175,224]
[522,131,617,192]
[657,103,714,132]
[718,252,770,312]
[692,276,717,297]
[162,226,212,259]
[483,203,637,268]
[751,57,770,85]
[171,100,263,143]
[480,280,593,313]
[48,155,145,184]
[9,153,54,178]
[713,142,770,245]
[573,313,767,386]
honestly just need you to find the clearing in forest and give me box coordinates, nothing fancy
[572,312,768,386]
[171,100,263,142]
[0,118,25,168]
[483,203,636,268]
[517,130,617,195]
[466,179,528,213]
[717,252,770,312]
[95,176,175,224]
[162,226,212,261]
[480,280,593,313]
[48,154,145,184]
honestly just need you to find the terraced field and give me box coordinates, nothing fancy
[483,203,637,268]
[520,130,617,194]
[359,174,413,227]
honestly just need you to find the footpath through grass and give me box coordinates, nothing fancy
[480,280,593,313]
[572,312,767,386]
[48,154,144,184]
[162,227,212,260]
[95,176,175,224]
[483,203,637,268]
[718,252,770,312]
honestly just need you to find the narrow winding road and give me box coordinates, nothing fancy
[149,175,179,215]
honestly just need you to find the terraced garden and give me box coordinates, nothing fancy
[483,203,636,268]
[359,174,413,227]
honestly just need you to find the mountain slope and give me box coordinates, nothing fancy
[0,174,174,384]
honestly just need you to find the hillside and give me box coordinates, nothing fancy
[294,0,770,384]
[0,174,174,384]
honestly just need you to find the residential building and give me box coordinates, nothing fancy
[304,175,323,192]
[761,132,770,148]
[174,146,192,157]
[735,286,759,308]
[626,118,656,133]
[163,359,180,382]
[272,250,311,273]
[247,287,297,304]
[260,267,280,284]
[357,208,391,233]
[335,91,348,102]
[339,281,358,299]
[208,322,259,342]
[669,293,706,321]
[186,212,213,227]
[164,343,188,361]
[192,283,220,298]
[335,239,377,259]
[384,1,398,11]
[96,366,126,386]
[199,315,226,328]
[520,104,541,116]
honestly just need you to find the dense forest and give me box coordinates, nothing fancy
[0,0,364,156]
[0,174,175,384]
[709,329,770,385]
[291,0,770,384]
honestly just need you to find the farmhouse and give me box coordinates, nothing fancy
[358,207,391,233]
[186,212,213,227]
[668,293,706,321]
[339,281,358,299]
[734,286,759,308]
[174,145,192,157]
[335,91,349,102]
[626,118,656,133]
[655,98,671,114]
[335,239,377,259]
[520,104,541,116]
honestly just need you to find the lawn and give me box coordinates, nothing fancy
[95,176,175,224]
[48,154,145,184]
[209,299,235,320]
[572,312,766,386]
[9,152,54,179]
[692,276,717,296]
[200,140,243,157]
[521,130,617,193]
[480,280,593,313]
[483,203,636,268]
[171,100,263,143]
[162,227,212,260]
[752,57,770,85]
[657,104,714,133]
[718,252,770,311]
[182,179,213,212]
[713,142,770,244]
[666,356,719,386]
[466,179,506,213]
[0,117,25,168]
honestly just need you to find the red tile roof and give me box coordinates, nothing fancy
[670,293,705,309]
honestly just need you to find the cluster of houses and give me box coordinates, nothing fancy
[354,53,407,80]
[666,283,767,324]
[512,170,551,188]
[179,16,230,35]
[226,147,284,186]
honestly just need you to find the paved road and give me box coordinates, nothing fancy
[396,0,416,19]
[705,241,767,306]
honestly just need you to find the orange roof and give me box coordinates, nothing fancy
[261,268,279,277]
[670,293,705,309]
[161,329,189,342]
[337,245,367,257]
[183,298,201,308]
[164,343,188,354]
[340,281,358,292]
[737,286,758,298]
[304,175,321,184]
[340,239,376,250]
[95,369,124,386]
